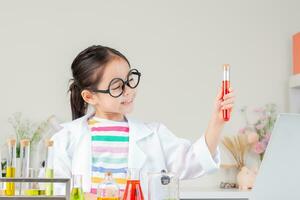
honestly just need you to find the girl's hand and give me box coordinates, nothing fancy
[84,192,97,200]
[212,86,235,125]
[204,86,235,156]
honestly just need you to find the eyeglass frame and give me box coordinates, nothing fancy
[91,68,141,98]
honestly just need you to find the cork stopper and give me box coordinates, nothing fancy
[20,139,30,147]
[7,139,16,146]
[223,64,230,70]
[45,139,54,147]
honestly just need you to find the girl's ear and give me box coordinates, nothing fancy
[81,90,98,105]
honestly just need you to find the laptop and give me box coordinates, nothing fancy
[250,113,300,200]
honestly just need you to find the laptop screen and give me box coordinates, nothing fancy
[251,113,300,200]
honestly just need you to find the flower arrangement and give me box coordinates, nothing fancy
[238,103,277,161]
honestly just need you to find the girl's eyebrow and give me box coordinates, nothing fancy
[112,71,131,80]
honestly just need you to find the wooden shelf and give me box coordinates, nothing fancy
[288,74,300,113]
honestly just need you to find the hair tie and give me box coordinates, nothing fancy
[70,79,82,90]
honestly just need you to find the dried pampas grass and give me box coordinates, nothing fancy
[222,134,250,170]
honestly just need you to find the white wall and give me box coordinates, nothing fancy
[0,0,299,188]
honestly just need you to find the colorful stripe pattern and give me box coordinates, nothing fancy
[88,116,129,195]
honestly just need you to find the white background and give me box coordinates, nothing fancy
[0,0,299,188]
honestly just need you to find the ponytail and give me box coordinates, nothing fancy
[69,80,87,120]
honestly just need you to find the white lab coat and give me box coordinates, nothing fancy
[51,112,221,198]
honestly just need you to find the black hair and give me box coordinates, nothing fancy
[68,45,130,120]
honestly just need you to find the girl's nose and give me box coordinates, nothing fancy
[123,84,131,96]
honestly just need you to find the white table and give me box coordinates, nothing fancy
[180,188,251,200]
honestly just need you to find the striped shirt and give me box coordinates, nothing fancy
[88,116,129,195]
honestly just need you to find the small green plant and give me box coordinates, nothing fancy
[8,113,51,157]
[1,159,6,177]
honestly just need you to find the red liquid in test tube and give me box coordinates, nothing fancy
[222,64,230,121]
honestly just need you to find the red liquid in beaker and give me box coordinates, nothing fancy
[123,180,144,200]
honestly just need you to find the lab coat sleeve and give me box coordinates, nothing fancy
[156,123,221,179]
[51,127,72,195]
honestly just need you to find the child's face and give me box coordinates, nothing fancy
[90,57,137,118]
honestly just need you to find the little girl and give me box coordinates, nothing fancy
[51,45,235,199]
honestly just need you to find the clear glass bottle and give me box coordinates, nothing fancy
[45,139,54,196]
[70,174,85,200]
[5,139,16,196]
[148,170,179,200]
[97,172,120,200]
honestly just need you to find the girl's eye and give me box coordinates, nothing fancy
[111,82,123,90]
[111,85,122,90]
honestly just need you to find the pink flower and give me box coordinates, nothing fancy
[238,128,246,134]
[247,132,259,144]
[264,132,271,140]
[261,132,271,146]
[252,141,266,154]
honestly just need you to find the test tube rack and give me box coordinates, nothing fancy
[0,178,70,200]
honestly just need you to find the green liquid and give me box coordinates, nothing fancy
[70,187,84,200]
[45,168,54,196]
[5,167,15,196]
[25,189,46,196]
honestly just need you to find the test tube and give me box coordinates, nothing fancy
[45,139,54,196]
[0,150,4,195]
[222,64,231,121]
[6,139,16,196]
[19,139,30,195]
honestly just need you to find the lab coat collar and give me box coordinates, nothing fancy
[78,112,154,141]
